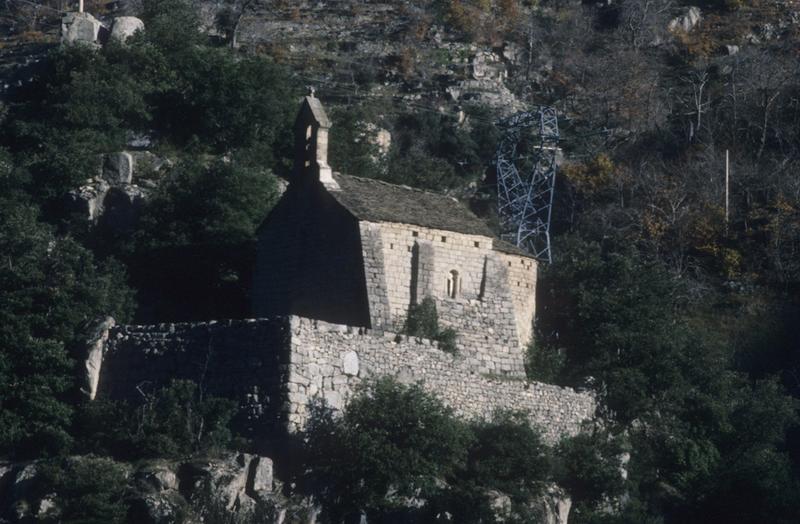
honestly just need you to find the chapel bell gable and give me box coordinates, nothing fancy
[293,94,335,187]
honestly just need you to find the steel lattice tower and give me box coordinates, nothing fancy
[495,107,559,263]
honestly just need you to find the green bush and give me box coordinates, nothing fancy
[405,297,441,339]
[404,297,459,353]
[3,0,296,204]
[526,340,566,384]
[554,428,627,513]
[36,456,129,524]
[0,199,133,458]
[440,411,553,523]
[75,379,239,460]
[303,377,473,521]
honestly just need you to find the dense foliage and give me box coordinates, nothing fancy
[0,197,133,458]
[75,380,239,461]
[303,378,473,521]
[304,378,563,523]
[35,456,129,524]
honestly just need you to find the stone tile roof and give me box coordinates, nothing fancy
[493,239,533,258]
[330,173,492,235]
[329,173,535,259]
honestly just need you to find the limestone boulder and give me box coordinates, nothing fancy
[668,7,702,33]
[343,350,359,376]
[82,316,116,400]
[36,494,60,519]
[111,16,145,42]
[127,491,191,524]
[250,456,273,498]
[62,12,107,46]
[471,51,506,81]
[66,180,111,223]
[180,452,273,514]
[487,489,512,519]
[103,152,134,185]
[134,461,180,493]
[530,485,572,524]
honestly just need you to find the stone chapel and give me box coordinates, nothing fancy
[252,96,538,376]
[92,97,593,440]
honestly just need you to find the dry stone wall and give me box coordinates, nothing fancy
[286,317,595,444]
[97,316,594,445]
[98,318,292,434]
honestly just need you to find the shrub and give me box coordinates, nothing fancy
[36,456,129,524]
[74,380,239,460]
[431,411,553,523]
[0,199,133,458]
[526,340,566,384]
[304,377,473,521]
[405,297,440,339]
[404,297,459,353]
[554,428,627,513]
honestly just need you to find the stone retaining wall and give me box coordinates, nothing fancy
[98,316,595,445]
[98,318,291,434]
[286,317,595,444]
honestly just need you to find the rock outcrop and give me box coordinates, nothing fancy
[66,150,166,229]
[668,6,702,34]
[82,316,116,400]
[110,16,145,43]
[61,12,108,46]
[1,454,284,524]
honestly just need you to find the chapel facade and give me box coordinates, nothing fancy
[252,96,538,376]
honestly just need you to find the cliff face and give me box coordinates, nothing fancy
[205,0,527,114]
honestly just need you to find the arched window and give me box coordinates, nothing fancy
[446,270,460,298]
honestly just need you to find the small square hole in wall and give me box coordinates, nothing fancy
[474,241,480,248]
[412,231,419,237]
[390,243,394,249]
[407,246,412,252]
[508,261,512,267]
[441,236,447,242]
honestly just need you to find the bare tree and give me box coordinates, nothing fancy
[619,0,673,52]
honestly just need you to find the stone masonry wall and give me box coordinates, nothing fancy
[252,183,371,327]
[499,252,537,348]
[97,316,594,445]
[286,317,595,444]
[360,220,536,376]
[367,221,493,327]
[98,318,292,434]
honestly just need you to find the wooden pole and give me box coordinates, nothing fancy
[725,149,730,231]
